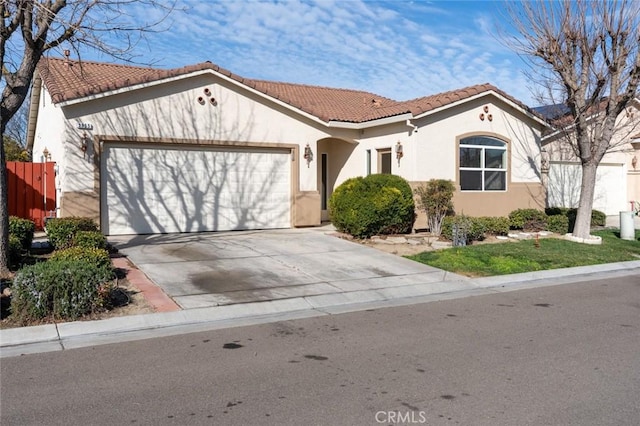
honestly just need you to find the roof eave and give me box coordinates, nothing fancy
[328,113,413,129]
[413,90,550,129]
[55,68,332,127]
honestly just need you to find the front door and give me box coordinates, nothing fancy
[321,152,329,221]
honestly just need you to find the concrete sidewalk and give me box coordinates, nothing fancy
[2,259,639,358]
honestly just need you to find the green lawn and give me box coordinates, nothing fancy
[407,229,640,277]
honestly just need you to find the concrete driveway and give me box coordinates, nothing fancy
[110,228,464,310]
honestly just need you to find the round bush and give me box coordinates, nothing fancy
[9,216,35,250]
[73,231,108,250]
[329,174,415,238]
[46,217,98,250]
[49,247,112,269]
[11,260,115,321]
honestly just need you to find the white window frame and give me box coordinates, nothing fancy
[459,137,507,192]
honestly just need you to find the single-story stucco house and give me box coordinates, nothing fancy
[540,98,640,215]
[27,57,550,236]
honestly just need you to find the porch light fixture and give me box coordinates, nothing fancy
[395,141,403,166]
[304,144,313,167]
[633,155,638,170]
[80,132,89,153]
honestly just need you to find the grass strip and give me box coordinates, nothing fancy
[406,229,640,277]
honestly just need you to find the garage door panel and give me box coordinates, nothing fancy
[103,145,291,235]
[548,162,625,215]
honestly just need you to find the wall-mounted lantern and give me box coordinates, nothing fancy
[395,141,403,166]
[80,132,89,153]
[632,155,638,170]
[303,143,313,167]
[42,147,51,162]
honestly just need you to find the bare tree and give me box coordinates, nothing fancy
[0,0,174,276]
[502,0,640,239]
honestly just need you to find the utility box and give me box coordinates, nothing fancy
[619,211,635,240]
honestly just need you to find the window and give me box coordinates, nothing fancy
[378,148,392,174]
[366,149,371,175]
[459,136,507,191]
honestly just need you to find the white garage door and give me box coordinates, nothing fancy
[548,162,626,215]
[102,144,291,235]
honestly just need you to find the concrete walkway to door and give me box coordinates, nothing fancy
[109,227,470,310]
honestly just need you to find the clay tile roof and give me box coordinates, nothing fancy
[37,57,540,124]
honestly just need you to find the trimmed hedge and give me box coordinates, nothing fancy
[46,217,99,250]
[476,216,510,236]
[329,174,415,238]
[509,209,547,231]
[9,216,35,250]
[73,231,108,250]
[11,260,115,321]
[49,247,112,269]
[545,207,607,231]
[546,214,569,235]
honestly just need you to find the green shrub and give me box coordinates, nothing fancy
[477,217,510,236]
[11,260,115,321]
[509,209,547,231]
[545,207,570,216]
[546,214,569,234]
[414,179,455,236]
[8,234,23,270]
[46,217,98,250]
[546,207,607,231]
[9,216,35,250]
[73,231,108,250]
[441,215,486,243]
[49,247,112,269]
[329,174,415,238]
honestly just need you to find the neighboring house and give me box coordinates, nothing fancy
[540,98,640,215]
[27,57,549,236]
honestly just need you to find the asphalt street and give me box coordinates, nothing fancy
[1,275,639,426]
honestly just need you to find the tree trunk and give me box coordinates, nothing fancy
[0,124,10,277]
[572,162,598,239]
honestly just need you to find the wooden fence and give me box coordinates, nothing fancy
[7,162,56,230]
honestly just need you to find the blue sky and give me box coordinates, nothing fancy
[75,0,536,105]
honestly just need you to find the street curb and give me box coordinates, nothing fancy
[2,260,639,356]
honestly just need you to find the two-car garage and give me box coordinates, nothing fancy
[101,144,292,235]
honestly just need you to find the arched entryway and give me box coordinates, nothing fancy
[317,137,357,221]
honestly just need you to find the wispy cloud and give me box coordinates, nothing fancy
[78,0,537,105]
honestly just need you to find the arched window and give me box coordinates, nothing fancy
[459,136,507,191]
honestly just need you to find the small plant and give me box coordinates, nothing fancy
[329,174,415,238]
[9,216,35,250]
[546,214,569,234]
[509,209,547,231]
[46,217,98,250]
[414,179,455,237]
[73,231,108,250]
[49,247,112,269]
[11,260,115,322]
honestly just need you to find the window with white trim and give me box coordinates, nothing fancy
[459,136,507,191]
